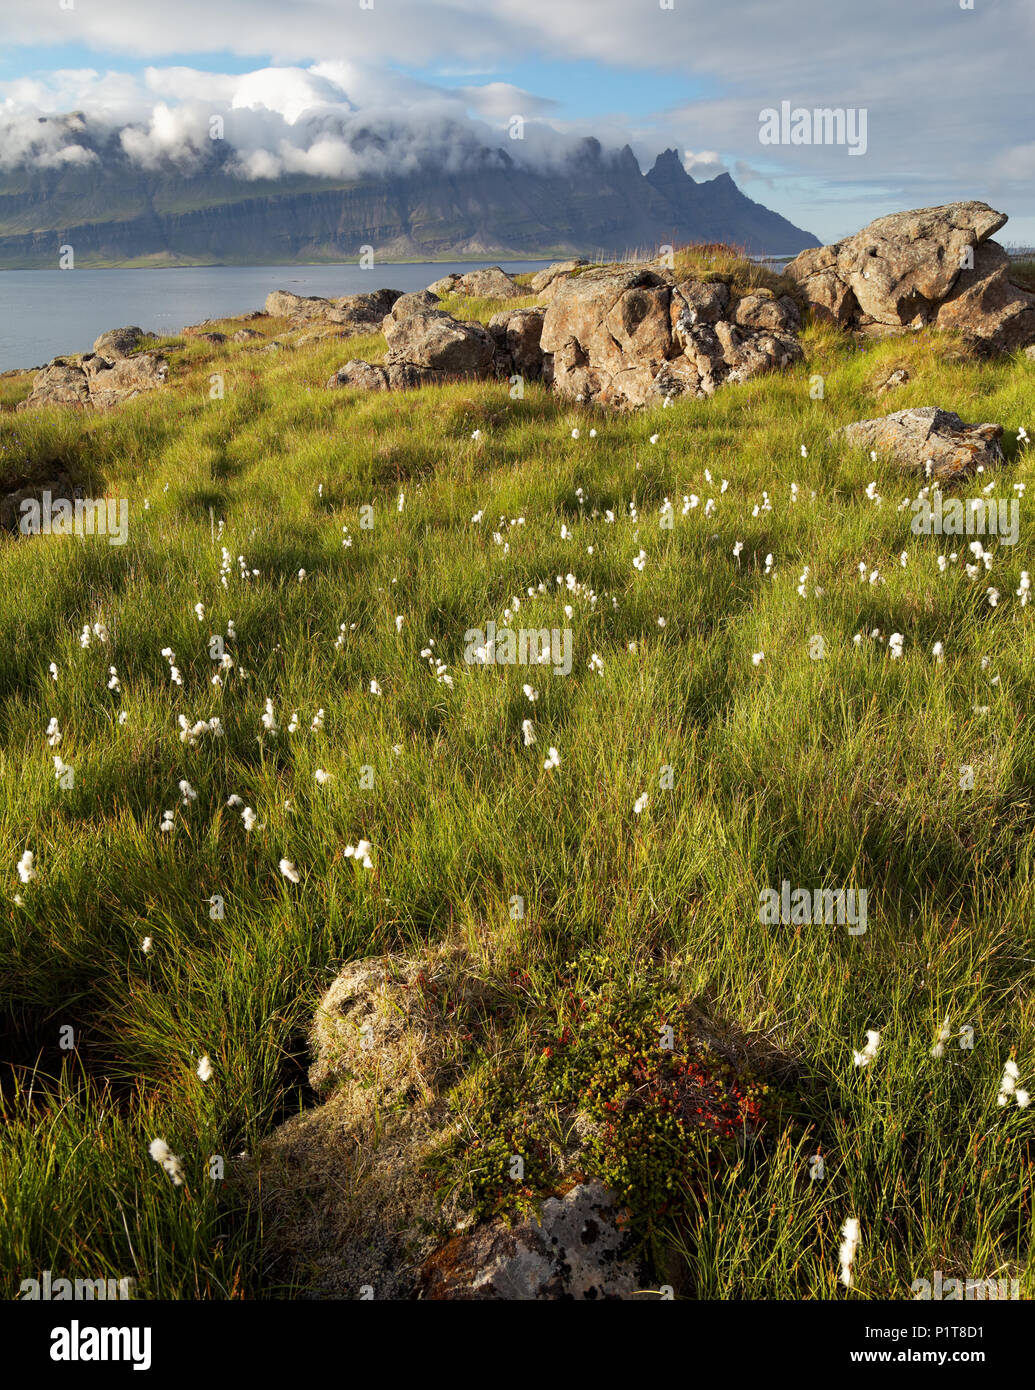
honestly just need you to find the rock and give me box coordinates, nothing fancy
[91,326,152,358]
[835,406,1005,482]
[17,352,168,412]
[529,259,587,294]
[420,1182,644,1300]
[1026,345,1035,362]
[427,273,461,297]
[452,266,525,300]
[876,366,911,395]
[542,265,801,408]
[326,361,390,391]
[264,287,402,332]
[733,291,801,335]
[387,289,441,323]
[383,309,494,378]
[0,472,78,532]
[194,332,227,345]
[233,328,265,343]
[786,202,1035,353]
[487,306,547,380]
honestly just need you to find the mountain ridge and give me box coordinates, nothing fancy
[0,134,820,267]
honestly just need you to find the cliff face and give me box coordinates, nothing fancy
[0,142,819,266]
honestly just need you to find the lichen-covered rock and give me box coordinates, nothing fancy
[542,266,802,408]
[264,287,402,332]
[326,361,390,391]
[233,328,265,343]
[452,266,524,300]
[91,326,152,358]
[426,272,461,297]
[530,259,587,296]
[835,406,1005,481]
[387,289,441,323]
[382,309,494,378]
[420,1182,645,1300]
[18,352,168,412]
[785,202,1035,353]
[487,305,548,380]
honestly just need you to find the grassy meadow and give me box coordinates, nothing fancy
[1,252,1034,1299]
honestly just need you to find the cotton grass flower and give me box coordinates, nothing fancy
[369,679,382,696]
[196,1054,213,1083]
[838,1217,860,1288]
[543,746,561,771]
[17,850,35,884]
[997,1058,1029,1107]
[344,840,374,869]
[314,768,333,785]
[46,718,61,747]
[930,1014,952,1058]
[141,936,153,955]
[279,858,301,883]
[178,779,197,805]
[522,719,536,746]
[751,651,765,666]
[148,1138,184,1186]
[853,1029,880,1068]
[888,633,904,659]
[160,810,175,833]
[241,807,264,833]
[633,793,649,815]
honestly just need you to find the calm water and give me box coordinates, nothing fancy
[0,261,552,374]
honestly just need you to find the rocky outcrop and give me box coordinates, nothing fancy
[785,202,1035,354]
[91,326,154,357]
[330,308,495,391]
[835,406,1005,481]
[264,287,402,332]
[421,1182,644,1300]
[540,267,802,408]
[17,351,169,412]
[487,305,548,380]
[452,266,525,300]
[530,259,588,297]
[386,289,440,323]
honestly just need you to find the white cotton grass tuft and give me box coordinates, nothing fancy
[148,1138,185,1186]
[314,768,333,785]
[930,1015,953,1058]
[196,1054,213,1083]
[344,839,374,870]
[852,1029,880,1068]
[522,719,536,746]
[46,718,62,747]
[17,850,35,884]
[369,679,382,696]
[997,1058,1030,1108]
[838,1217,861,1288]
[279,858,301,883]
[543,746,561,771]
[633,793,649,815]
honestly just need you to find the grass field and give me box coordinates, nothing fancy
[1,254,1033,1299]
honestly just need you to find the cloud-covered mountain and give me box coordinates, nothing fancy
[0,106,819,265]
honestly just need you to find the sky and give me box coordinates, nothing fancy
[0,0,1032,245]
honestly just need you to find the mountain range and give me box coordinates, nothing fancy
[0,126,819,267]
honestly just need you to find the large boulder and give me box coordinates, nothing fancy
[18,352,168,412]
[264,287,402,332]
[835,406,1005,482]
[387,290,440,323]
[487,305,548,380]
[786,202,1035,353]
[426,273,461,297]
[327,361,390,391]
[542,266,801,408]
[383,309,494,378]
[529,259,588,295]
[452,266,525,300]
[92,326,153,358]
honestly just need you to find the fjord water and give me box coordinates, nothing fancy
[0,261,552,374]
